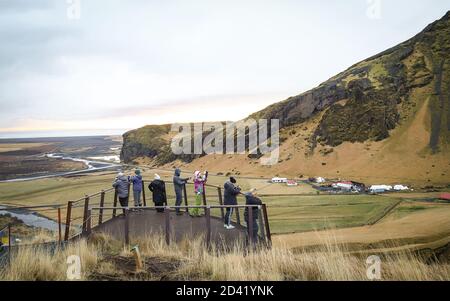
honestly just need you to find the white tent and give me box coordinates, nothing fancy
[369,185,393,192]
[315,177,326,183]
[393,185,409,191]
[272,177,288,183]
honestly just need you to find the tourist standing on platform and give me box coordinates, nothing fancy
[190,170,208,217]
[149,174,167,212]
[173,168,189,215]
[223,177,241,229]
[112,172,130,214]
[130,169,143,208]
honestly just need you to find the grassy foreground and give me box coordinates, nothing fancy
[1,233,449,281]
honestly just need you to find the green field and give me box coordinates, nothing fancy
[0,170,401,234]
[260,195,398,234]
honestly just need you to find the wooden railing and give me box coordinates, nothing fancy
[63,180,272,247]
[86,204,271,248]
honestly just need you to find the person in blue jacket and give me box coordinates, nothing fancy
[130,169,143,208]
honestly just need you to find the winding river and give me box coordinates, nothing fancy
[0,206,60,231]
[0,153,122,183]
[0,152,121,230]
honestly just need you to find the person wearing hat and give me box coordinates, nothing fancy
[131,169,143,208]
[223,176,241,229]
[189,170,208,217]
[173,168,190,215]
[148,174,167,213]
[112,172,130,214]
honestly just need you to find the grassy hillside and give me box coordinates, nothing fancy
[119,12,450,185]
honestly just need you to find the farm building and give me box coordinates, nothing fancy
[332,181,353,191]
[287,180,298,186]
[439,193,450,201]
[330,181,365,193]
[309,177,326,183]
[271,177,288,183]
[369,185,393,193]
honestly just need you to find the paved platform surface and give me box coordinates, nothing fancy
[92,209,248,245]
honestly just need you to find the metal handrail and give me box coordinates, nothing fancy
[70,187,115,203]
[64,179,272,244]
[85,203,271,247]
[0,225,9,234]
[90,204,262,210]
[0,204,65,210]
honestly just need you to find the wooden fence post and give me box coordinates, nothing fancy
[202,186,207,215]
[262,204,272,246]
[58,207,62,242]
[248,206,254,247]
[86,209,92,236]
[8,224,11,266]
[205,206,211,248]
[183,184,189,213]
[82,195,90,234]
[218,187,225,219]
[142,180,147,207]
[202,186,207,205]
[164,207,170,245]
[64,201,73,241]
[127,182,131,205]
[8,224,11,246]
[112,189,118,217]
[99,190,105,225]
[235,207,241,226]
[124,208,130,245]
[258,206,266,244]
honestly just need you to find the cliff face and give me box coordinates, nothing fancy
[121,11,450,166]
[120,125,171,164]
[251,11,449,150]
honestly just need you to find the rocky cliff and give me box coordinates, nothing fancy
[121,12,450,175]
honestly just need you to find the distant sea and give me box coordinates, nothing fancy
[0,129,128,139]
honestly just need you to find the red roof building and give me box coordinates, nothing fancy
[439,193,450,201]
[338,181,353,185]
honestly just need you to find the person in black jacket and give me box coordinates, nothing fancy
[148,174,167,213]
[244,188,262,244]
[223,177,241,229]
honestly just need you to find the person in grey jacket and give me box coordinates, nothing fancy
[173,168,189,215]
[223,177,241,229]
[112,172,130,214]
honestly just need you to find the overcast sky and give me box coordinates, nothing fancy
[0,0,449,138]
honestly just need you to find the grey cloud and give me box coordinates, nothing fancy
[0,0,55,13]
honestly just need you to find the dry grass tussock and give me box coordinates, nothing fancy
[1,232,449,281]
